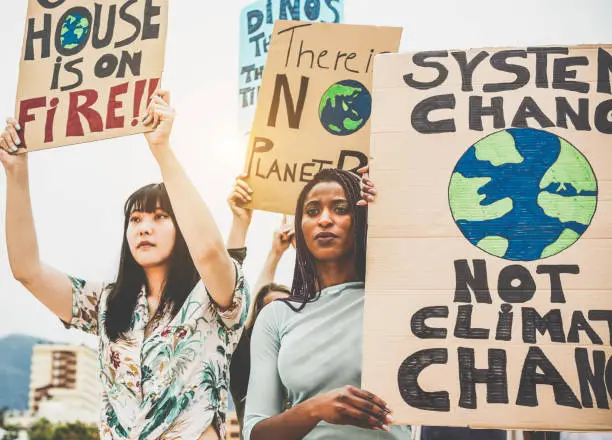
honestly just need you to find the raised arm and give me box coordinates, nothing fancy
[227,174,253,251]
[143,91,236,309]
[252,220,293,296]
[1,118,73,322]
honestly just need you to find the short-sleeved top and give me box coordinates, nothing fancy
[243,281,411,440]
[63,260,249,440]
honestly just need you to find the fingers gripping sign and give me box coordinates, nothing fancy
[143,90,175,149]
[316,385,393,432]
[0,118,27,172]
[357,165,377,206]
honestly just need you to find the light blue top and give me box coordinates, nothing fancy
[243,281,411,439]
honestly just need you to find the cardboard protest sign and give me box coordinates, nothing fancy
[238,0,344,136]
[244,21,402,214]
[363,45,612,430]
[16,0,168,151]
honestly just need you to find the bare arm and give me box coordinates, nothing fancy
[249,387,391,440]
[227,174,253,249]
[144,92,236,308]
[244,305,391,440]
[1,118,72,322]
[252,226,292,295]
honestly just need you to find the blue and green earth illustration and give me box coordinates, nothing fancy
[60,13,90,49]
[319,79,371,136]
[449,128,597,261]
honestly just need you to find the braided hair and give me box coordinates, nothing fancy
[284,168,367,312]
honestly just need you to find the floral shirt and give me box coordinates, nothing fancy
[63,261,249,440]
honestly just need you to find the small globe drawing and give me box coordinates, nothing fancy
[60,13,90,49]
[449,128,597,261]
[319,79,372,136]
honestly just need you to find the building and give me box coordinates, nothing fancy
[29,344,101,425]
[226,411,240,439]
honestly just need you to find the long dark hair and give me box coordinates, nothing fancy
[104,183,199,341]
[285,169,367,312]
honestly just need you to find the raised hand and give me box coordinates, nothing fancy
[271,225,293,257]
[0,118,27,173]
[228,173,253,225]
[356,166,376,206]
[143,90,175,150]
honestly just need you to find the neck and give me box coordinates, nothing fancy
[315,255,359,291]
[144,265,168,299]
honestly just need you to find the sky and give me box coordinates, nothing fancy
[0,0,611,348]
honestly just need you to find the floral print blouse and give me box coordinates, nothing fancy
[63,261,249,440]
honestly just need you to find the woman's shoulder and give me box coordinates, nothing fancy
[252,299,298,333]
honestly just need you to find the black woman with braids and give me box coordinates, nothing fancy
[243,168,411,440]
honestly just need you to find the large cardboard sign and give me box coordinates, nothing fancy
[16,0,168,151]
[238,0,345,136]
[244,21,402,214]
[363,45,612,430]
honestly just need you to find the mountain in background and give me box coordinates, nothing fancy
[0,334,51,411]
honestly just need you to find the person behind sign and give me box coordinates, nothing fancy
[0,91,248,440]
[225,175,294,437]
[242,168,411,440]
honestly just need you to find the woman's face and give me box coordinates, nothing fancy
[126,206,176,269]
[301,181,355,262]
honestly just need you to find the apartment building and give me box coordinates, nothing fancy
[29,344,101,424]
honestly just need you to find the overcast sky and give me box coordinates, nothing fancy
[1,0,611,348]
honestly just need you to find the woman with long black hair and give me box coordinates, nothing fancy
[243,168,411,439]
[0,91,248,440]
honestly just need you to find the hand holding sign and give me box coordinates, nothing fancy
[310,385,393,432]
[356,165,376,206]
[0,119,27,173]
[228,174,254,224]
[143,90,174,150]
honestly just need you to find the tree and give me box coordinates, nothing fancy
[28,418,54,440]
[51,422,98,440]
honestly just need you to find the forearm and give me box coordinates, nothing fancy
[5,165,42,280]
[153,147,235,306]
[227,216,249,249]
[250,398,321,440]
[253,250,282,294]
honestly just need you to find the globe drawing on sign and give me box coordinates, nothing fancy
[60,13,90,49]
[449,128,597,261]
[319,80,371,136]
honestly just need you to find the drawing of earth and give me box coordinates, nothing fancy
[449,128,597,261]
[60,13,90,49]
[319,79,371,136]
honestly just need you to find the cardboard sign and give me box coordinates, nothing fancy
[16,0,168,152]
[363,45,612,431]
[244,21,402,214]
[238,0,345,136]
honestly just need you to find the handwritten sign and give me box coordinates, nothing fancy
[238,0,344,136]
[363,45,612,431]
[16,0,168,151]
[244,21,402,214]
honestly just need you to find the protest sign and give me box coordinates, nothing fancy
[238,0,344,136]
[244,21,402,214]
[16,0,168,151]
[362,45,612,431]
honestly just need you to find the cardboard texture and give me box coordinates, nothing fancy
[16,0,168,151]
[244,21,402,214]
[363,45,612,431]
[238,0,345,136]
